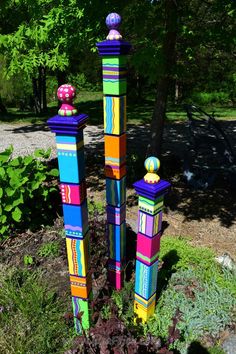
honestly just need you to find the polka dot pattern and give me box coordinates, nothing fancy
[57,84,76,102]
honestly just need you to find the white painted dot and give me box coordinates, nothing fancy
[65,94,69,97]
[65,89,68,92]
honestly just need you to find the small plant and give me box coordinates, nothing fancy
[38,241,60,258]
[0,146,59,239]
[23,255,34,266]
[0,267,74,353]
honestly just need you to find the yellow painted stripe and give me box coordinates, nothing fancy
[103,71,127,75]
[57,142,83,150]
[66,238,73,274]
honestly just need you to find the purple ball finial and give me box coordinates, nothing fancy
[106,13,122,40]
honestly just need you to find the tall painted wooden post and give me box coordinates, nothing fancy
[47,84,92,334]
[133,157,170,322]
[96,13,131,290]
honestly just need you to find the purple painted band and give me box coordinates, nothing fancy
[96,40,132,56]
[102,66,127,71]
[103,75,127,80]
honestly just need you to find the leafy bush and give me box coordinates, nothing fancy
[0,146,59,239]
[145,237,236,353]
[191,91,230,106]
[104,237,236,353]
[67,73,101,92]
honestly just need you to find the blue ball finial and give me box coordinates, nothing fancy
[105,13,122,40]
[106,13,122,30]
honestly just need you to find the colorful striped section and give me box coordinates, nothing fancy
[108,259,122,271]
[104,93,127,135]
[138,211,162,237]
[136,232,161,265]
[56,141,84,151]
[63,202,88,237]
[138,196,164,215]
[134,292,156,308]
[135,260,159,300]
[66,235,90,277]
[106,204,126,225]
[105,163,126,179]
[106,177,126,207]
[134,295,156,323]
[60,181,86,205]
[108,269,123,290]
[107,222,126,262]
[70,274,92,299]
[72,295,91,333]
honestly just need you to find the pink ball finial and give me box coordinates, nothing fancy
[57,84,78,116]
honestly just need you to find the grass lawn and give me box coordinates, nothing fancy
[1,91,236,125]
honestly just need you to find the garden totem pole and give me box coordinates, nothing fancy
[96,13,131,289]
[133,157,170,322]
[47,85,91,334]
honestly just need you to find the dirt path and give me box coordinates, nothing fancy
[1,120,236,258]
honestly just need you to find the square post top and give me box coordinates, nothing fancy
[133,178,171,201]
[47,114,88,135]
[96,40,131,56]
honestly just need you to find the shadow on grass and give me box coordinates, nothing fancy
[187,341,210,354]
[156,249,180,299]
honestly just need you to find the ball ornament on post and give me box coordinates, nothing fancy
[57,84,78,116]
[106,13,122,40]
[144,157,161,184]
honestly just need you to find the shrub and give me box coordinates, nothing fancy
[191,91,230,106]
[144,237,236,353]
[0,146,59,239]
[107,237,236,353]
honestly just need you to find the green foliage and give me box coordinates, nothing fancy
[106,237,236,353]
[38,241,60,258]
[191,91,230,106]
[23,255,34,266]
[0,1,85,77]
[146,267,235,353]
[141,237,236,353]
[0,146,59,239]
[68,73,101,92]
[0,267,73,353]
[88,199,105,215]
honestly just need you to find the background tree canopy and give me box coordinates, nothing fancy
[0,0,235,152]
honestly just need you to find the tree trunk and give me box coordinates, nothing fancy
[32,77,41,114]
[0,95,7,115]
[175,80,179,104]
[150,0,179,156]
